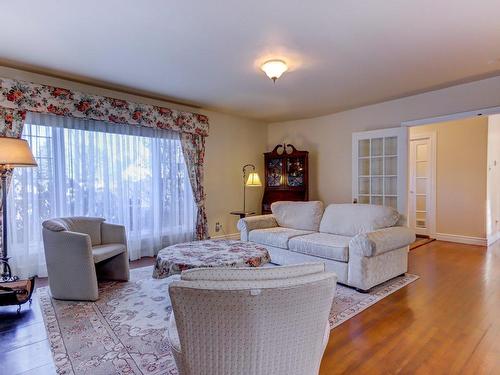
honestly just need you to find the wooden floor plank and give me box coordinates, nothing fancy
[319,240,500,374]
[0,339,53,374]
[0,321,48,352]
[18,363,57,375]
[0,298,43,333]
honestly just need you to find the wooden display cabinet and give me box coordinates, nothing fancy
[262,144,309,214]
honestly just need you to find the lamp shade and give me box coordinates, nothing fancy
[246,172,262,187]
[260,60,288,82]
[0,137,37,168]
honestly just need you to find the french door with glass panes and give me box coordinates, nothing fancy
[408,134,435,236]
[352,127,408,215]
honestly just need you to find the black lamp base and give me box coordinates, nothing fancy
[0,275,19,283]
[0,258,18,283]
[1,170,15,284]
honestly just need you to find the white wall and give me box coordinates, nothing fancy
[268,76,500,213]
[487,114,500,244]
[0,66,267,237]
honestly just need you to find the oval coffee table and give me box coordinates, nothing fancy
[152,239,271,279]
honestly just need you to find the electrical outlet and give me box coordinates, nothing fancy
[215,222,222,232]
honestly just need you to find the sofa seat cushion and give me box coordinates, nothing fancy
[92,243,126,263]
[288,233,351,262]
[248,227,314,249]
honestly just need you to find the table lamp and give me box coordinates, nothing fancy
[0,136,37,282]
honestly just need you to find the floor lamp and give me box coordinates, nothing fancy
[242,164,262,214]
[0,136,37,282]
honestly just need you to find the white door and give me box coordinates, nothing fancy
[352,127,408,215]
[408,134,435,236]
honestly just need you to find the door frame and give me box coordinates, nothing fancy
[401,105,500,127]
[408,131,437,237]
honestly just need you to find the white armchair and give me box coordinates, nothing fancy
[166,263,337,375]
[42,217,129,301]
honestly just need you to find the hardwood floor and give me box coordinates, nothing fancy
[409,236,435,250]
[1,243,499,374]
[320,240,500,375]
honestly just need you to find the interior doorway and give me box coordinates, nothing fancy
[408,132,436,237]
[406,115,493,246]
[352,106,500,247]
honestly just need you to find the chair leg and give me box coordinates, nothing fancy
[96,252,130,281]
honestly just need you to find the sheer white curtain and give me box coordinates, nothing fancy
[8,112,196,278]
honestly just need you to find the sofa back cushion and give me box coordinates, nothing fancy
[319,204,399,236]
[42,217,105,246]
[181,262,326,282]
[271,201,324,231]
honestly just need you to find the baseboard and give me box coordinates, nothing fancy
[210,233,240,240]
[434,233,487,246]
[487,231,500,246]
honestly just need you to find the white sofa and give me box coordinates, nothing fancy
[238,201,415,292]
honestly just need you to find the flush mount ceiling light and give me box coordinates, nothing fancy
[260,59,288,83]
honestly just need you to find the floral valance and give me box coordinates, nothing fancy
[0,77,209,137]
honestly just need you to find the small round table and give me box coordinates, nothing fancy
[152,240,271,279]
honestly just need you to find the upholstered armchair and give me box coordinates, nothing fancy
[166,263,337,375]
[42,217,129,301]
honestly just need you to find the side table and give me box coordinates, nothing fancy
[0,277,35,313]
[230,211,255,219]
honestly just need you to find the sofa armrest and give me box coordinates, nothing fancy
[101,223,127,245]
[43,229,93,254]
[42,229,95,273]
[349,226,416,257]
[237,215,278,241]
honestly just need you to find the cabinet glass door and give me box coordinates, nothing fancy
[286,157,305,187]
[352,127,408,214]
[267,158,283,187]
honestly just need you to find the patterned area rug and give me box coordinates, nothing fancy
[38,266,418,375]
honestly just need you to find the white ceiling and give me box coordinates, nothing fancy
[1,1,500,122]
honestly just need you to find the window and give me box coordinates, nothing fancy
[8,112,196,277]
